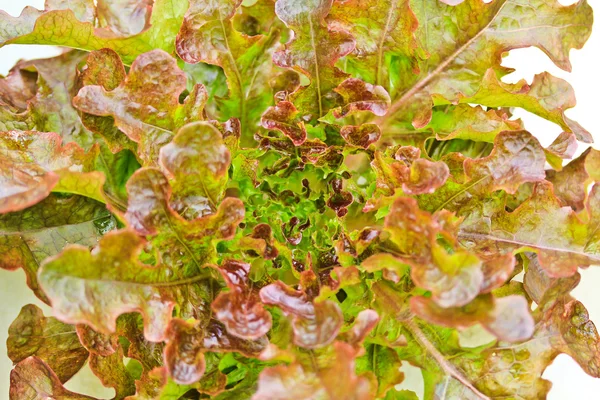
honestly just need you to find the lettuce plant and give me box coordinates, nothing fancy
[0,0,597,399]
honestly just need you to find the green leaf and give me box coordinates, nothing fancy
[273,0,355,119]
[94,145,141,211]
[0,194,115,302]
[381,0,592,132]
[254,341,375,400]
[124,167,245,277]
[435,70,592,143]
[39,229,215,342]
[0,0,188,65]
[426,105,523,143]
[459,182,600,278]
[328,0,419,94]
[356,344,405,398]
[176,0,281,145]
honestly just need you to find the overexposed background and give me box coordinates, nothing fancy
[0,0,598,398]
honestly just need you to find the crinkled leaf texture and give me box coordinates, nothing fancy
[0,0,597,399]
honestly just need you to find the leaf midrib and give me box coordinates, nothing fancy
[375,0,398,86]
[379,0,510,123]
[458,232,600,262]
[217,9,247,134]
[153,177,205,273]
[47,271,211,288]
[308,16,323,118]
[0,213,111,236]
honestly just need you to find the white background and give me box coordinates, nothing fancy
[0,0,598,398]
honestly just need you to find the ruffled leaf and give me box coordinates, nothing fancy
[212,259,273,340]
[78,48,134,154]
[261,101,306,145]
[383,197,486,307]
[164,318,267,385]
[7,304,88,383]
[0,195,115,302]
[0,131,99,213]
[88,345,136,399]
[176,0,281,145]
[460,182,600,278]
[544,131,578,171]
[254,341,374,400]
[260,270,344,349]
[339,124,381,148]
[411,294,534,342]
[547,147,600,211]
[464,130,546,195]
[382,0,592,131]
[420,130,546,213]
[0,0,187,65]
[125,168,245,277]
[371,146,449,196]
[159,122,230,219]
[338,309,380,348]
[74,50,207,164]
[273,0,355,119]
[9,357,95,400]
[450,281,600,398]
[330,78,391,118]
[15,51,97,149]
[38,229,214,342]
[0,1,596,398]
[438,70,593,143]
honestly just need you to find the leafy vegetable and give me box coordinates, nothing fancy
[0,0,597,399]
